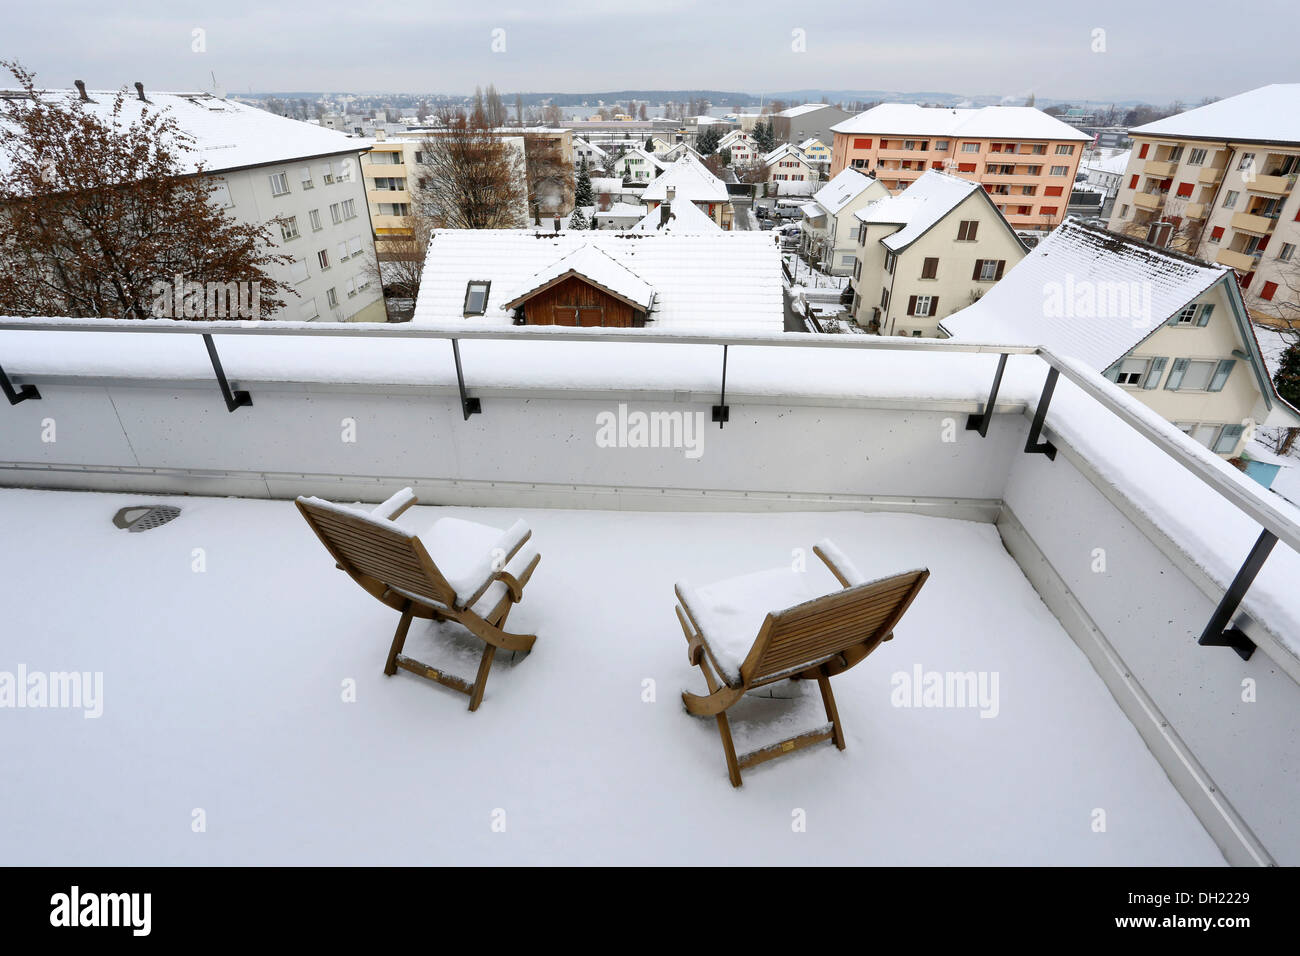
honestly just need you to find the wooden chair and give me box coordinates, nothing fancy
[675,540,928,786]
[296,488,541,711]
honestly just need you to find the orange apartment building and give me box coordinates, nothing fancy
[829,104,1091,231]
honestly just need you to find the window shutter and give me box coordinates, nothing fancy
[994,260,1005,280]
[907,295,917,315]
[1213,424,1245,454]
[1166,311,1182,327]
[972,261,983,281]
[930,296,939,316]
[1164,358,1189,390]
[1142,357,1168,389]
[1208,359,1235,392]
[1196,304,1213,326]
[1103,364,1122,383]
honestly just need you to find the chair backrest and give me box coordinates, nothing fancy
[296,496,457,608]
[741,568,929,685]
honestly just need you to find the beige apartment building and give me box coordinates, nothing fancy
[942,220,1298,458]
[1107,85,1300,325]
[849,170,1027,336]
[829,104,1090,232]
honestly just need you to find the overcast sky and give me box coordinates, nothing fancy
[5,0,1294,104]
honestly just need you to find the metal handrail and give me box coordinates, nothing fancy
[1,315,1298,559]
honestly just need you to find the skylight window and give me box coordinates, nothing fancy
[463,281,491,316]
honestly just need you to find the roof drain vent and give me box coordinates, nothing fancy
[112,505,181,532]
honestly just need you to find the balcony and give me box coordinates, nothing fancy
[1,320,1298,866]
[1133,192,1163,211]
[362,160,407,177]
[1198,166,1224,185]
[1144,160,1175,178]
[1247,172,1297,195]
[367,188,412,206]
[1216,247,1261,271]
[1231,211,1279,235]
[1184,202,1206,219]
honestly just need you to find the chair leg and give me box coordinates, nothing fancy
[384,601,414,676]
[817,667,846,751]
[467,644,497,712]
[716,712,743,787]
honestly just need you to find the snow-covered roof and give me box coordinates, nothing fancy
[1131,84,1300,145]
[811,167,881,216]
[618,147,667,171]
[573,137,608,158]
[630,197,720,233]
[942,219,1230,369]
[830,103,1092,141]
[642,154,729,203]
[0,88,368,176]
[592,202,646,219]
[589,177,626,196]
[779,103,834,118]
[763,143,810,166]
[415,230,782,332]
[855,170,983,252]
[501,244,656,312]
[798,137,827,151]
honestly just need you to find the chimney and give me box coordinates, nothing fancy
[74,80,89,102]
[659,202,671,228]
[666,186,676,202]
[134,82,148,103]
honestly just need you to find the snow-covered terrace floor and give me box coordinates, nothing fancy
[0,488,1223,865]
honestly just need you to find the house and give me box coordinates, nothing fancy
[644,135,675,155]
[1080,148,1132,202]
[849,170,1028,336]
[717,130,760,166]
[1,84,386,322]
[1105,84,1300,322]
[591,202,646,230]
[763,143,818,186]
[642,155,733,229]
[829,104,1091,231]
[413,230,783,331]
[798,138,833,169]
[798,168,890,275]
[772,103,856,149]
[941,219,1300,457]
[658,141,703,164]
[611,146,666,182]
[573,137,608,168]
[630,196,720,233]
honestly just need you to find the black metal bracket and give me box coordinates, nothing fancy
[1024,367,1058,460]
[712,344,729,427]
[451,339,480,420]
[0,361,40,405]
[202,334,252,412]
[966,353,1007,437]
[1197,529,1275,660]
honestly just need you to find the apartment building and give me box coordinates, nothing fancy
[848,171,1027,335]
[942,219,1299,457]
[1107,85,1300,323]
[829,104,1091,231]
[2,85,385,322]
[772,103,855,148]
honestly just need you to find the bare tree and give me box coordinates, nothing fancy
[413,107,527,229]
[0,61,292,319]
[523,132,573,217]
[542,103,563,126]
[485,84,507,128]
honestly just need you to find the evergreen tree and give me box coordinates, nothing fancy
[697,125,721,155]
[568,208,589,230]
[574,159,594,207]
[753,118,775,153]
[1276,340,1300,408]
[719,147,732,166]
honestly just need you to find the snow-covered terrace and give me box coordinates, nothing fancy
[2,318,1299,865]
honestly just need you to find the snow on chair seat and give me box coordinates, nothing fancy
[675,541,928,787]
[296,489,541,711]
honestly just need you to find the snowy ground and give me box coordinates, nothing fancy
[0,488,1223,865]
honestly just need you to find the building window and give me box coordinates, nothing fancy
[935,140,949,151]
[840,254,856,268]
[1223,191,1238,209]
[1119,204,1129,218]
[308,209,322,232]
[921,257,938,279]
[1238,152,1255,170]
[342,199,357,219]
[317,249,330,270]
[912,295,934,317]
[289,257,309,284]
[326,288,338,309]
[1115,357,1150,386]
[880,287,889,310]
[1039,206,1058,216]
[1260,281,1279,301]
[957,162,977,173]
[269,172,290,196]
[346,278,357,298]
[330,203,342,225]
[211,182,234,208]
[1174,304,1198,325]
[1138,143,1150,159]
[853,138,872,149]
[300,167,314,190]
[961,142,979,153]
[956,220,979,241]
[1212,425,1245,454]
[463,280,491,315]
[280,217,300,241]
[1168,146,1184,163]
[1209,226,1224,242]
[1279,242,1296,262]
[322,163,335,184]
[1188,148,1207,166]
[884,251,896,274]
[1049,165,1069,176]
[1055,144,1075,155]
[299,297,319,321]
[978,259,998,280]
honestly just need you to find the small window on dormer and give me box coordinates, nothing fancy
[464,281,491,316]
